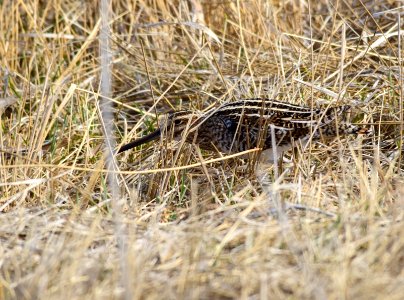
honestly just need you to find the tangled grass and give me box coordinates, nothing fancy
[0,0,403,299]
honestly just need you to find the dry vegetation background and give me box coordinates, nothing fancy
[1,0,403,299]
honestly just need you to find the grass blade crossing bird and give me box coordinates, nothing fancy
[118,98,368,161]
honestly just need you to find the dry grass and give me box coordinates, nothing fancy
[1,0,403,299]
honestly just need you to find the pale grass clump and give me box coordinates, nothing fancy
[0,0,403,299]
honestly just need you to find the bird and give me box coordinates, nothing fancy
[118,98,368,162]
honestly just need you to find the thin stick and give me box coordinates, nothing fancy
[100,1,131,298]
[398,14,403,169]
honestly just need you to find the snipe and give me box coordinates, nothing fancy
[118,98,368,161]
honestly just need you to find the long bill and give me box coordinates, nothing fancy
[117,128,161,153]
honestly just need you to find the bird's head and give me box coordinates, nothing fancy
[164,110,201,137]
[118,110,200,153]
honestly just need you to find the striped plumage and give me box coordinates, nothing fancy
[118,98,366,160]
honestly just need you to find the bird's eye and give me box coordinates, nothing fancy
[174,119,182,125]
[224,118,234,129]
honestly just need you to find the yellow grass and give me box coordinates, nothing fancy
[0,0,403,299]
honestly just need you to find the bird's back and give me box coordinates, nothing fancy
[192,99,357,154]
